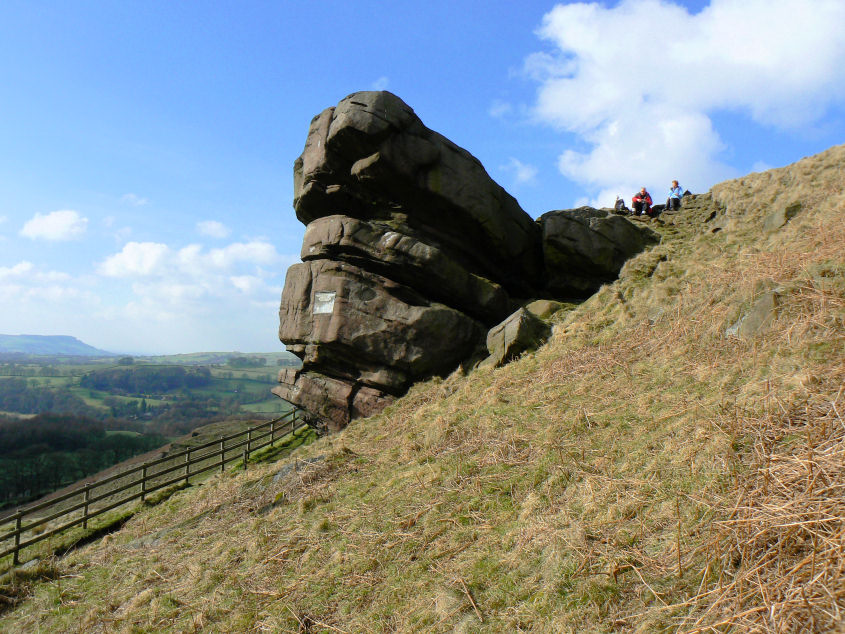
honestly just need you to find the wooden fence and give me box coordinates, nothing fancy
[0,409,306,569]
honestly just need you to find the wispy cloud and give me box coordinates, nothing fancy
[489,100,513,119]
[20,210,89,241]
[102,216,133,243]
[196,220,231,239]
[526,0,845,206]
[0,261,35,278]
[0,261,80,306]
[371,76,389,91]
[501,157,538,186]
[121,193,149,207]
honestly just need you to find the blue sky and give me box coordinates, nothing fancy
[1,0,843,354]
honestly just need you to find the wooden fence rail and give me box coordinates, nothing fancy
[0,409,306,569]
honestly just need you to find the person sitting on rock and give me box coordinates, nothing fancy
[666,180,683,211]
[632,187,653,216]
[614,196,629,214]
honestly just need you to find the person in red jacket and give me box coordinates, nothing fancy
[632,187,653,216]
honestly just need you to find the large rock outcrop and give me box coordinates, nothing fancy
[276,91,660,430]
[275,91,543,430]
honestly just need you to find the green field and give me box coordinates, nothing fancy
[0,352,298,427]
[241,398,294,414]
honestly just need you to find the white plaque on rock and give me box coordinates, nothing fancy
[313,291,336,314]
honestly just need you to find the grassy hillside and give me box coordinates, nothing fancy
[1,146,842,632]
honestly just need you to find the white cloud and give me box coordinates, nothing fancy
[0,261,34,278]
[97,240,289,309]
[501,157,539,186]
[20,210,88,241]
[131,281,209,304]
[528,0,845,206]
[99,242,171,277]
[0,261,71,284]
[751,160,774,173]
[170,240,281,275]
[0,261,85,309]
[0,215,7,225]
[121,193,149,206]
[229,275,262,294]
[205,241,279,269]
[371,76,390,91]
[196,220,231,239]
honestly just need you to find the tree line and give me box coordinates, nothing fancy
[79,365,212,394]
[0,378,99,418]
[0,413,166,509]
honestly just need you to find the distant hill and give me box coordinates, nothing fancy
[0,334,113,356]
[138,350,301,366]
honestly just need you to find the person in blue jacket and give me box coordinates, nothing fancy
[666,180,683,211]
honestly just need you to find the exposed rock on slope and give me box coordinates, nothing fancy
[276,91,658,429]
[538,207,659,297]
[483,307,552,368]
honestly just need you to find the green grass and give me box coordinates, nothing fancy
[65,387,110,410]
[240,398,292,414]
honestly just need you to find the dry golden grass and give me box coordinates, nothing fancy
[0,145,842,632]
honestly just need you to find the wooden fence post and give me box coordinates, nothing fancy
[141,465,147,501]
[270,420,275,446]
[243,449,248,471]
[184,449,190,485]
[247,428,252,454]
[13,514,21,566]
[220,437,225,473]
[83,484,91,529]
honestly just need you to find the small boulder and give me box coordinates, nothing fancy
[726,290,782,339]
[484,307,552,368]
[763,201,802,232]
[524,299,568,320]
